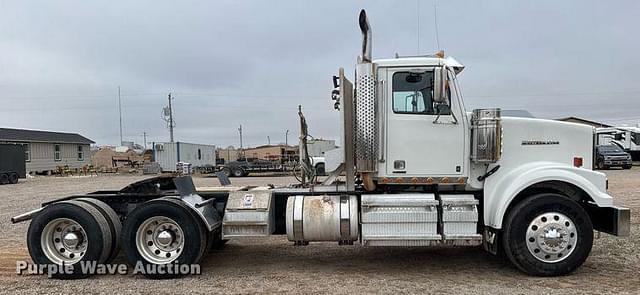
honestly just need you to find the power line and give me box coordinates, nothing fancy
[417,0,420,54]
[434,0,441,50]
[464,89,640,99]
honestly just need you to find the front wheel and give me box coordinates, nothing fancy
[502,193,593,276]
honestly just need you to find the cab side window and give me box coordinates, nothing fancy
[392,71,450,115]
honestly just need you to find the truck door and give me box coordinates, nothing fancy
[384,68,466,176]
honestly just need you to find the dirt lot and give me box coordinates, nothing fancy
[0,170,638,294]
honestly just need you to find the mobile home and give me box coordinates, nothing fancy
[0,128,94,174]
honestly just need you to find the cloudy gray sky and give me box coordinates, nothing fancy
[1,0,638,147]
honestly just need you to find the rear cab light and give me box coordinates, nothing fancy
[573,157,583,167]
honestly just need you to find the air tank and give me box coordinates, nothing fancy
[471,108,502,163]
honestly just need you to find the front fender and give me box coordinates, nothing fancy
[484,161,612,228]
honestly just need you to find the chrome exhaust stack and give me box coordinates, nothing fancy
[358,9,372,63]
[354,9,378,175]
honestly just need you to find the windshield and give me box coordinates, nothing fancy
[598,145,623,153]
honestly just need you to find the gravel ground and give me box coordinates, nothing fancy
[0,169,638,294]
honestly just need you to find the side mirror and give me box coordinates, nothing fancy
[433,66,449,104]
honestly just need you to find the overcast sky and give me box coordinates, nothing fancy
[1,1,638,147]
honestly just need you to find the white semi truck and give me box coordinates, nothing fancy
[12,10,629,279]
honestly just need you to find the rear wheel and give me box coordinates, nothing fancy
[0,173,8,184]
[122,199,208,279]
[8,173,19,184]
[315,163,326,176]
[502,193,593,276]
[221,167,232,177]
[27,201,112,279]
[75,198,122,263]
[232,168,245,177]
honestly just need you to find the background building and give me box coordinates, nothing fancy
[243,144,298,162]
[0,128,94,174]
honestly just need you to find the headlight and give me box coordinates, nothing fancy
[604,156,612,160]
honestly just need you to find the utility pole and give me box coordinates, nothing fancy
[143,132,147,150]
[285,129,290,146]
[118,86,123,146]
[168,93,175,142]
[238,124,244,159]
[238,124,243,149]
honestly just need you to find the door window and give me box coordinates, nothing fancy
[392,71,450,115]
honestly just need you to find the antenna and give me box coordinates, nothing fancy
[417,0,420,54]
[434,0,441,50]
[118,86,123,146]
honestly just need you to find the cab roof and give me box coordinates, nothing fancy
[373,55,465,74]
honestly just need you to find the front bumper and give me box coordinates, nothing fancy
[604,160,632,166]
[585,203,631,236]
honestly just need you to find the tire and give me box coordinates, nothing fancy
[232,168,245,177]
[75,198,122,263]
[502,193,593,276]
[122,199,208,279]
[221,167,232,177]
[0,173,8,184]
[596,161,604,170]
[27,200,112,279]
[623,165,632,170]
[315,163,326,176]
[8,173,19,184]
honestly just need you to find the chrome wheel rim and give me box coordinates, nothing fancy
[41,218,87,265]
[136,216,184,264]
[526,212,577,263]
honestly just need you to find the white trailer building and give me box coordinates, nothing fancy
[306,139,338,157]
[152,142,216,172]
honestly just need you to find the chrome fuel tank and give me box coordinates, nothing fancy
[286,195,358,243]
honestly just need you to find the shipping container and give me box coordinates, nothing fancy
[152,142,216,172]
